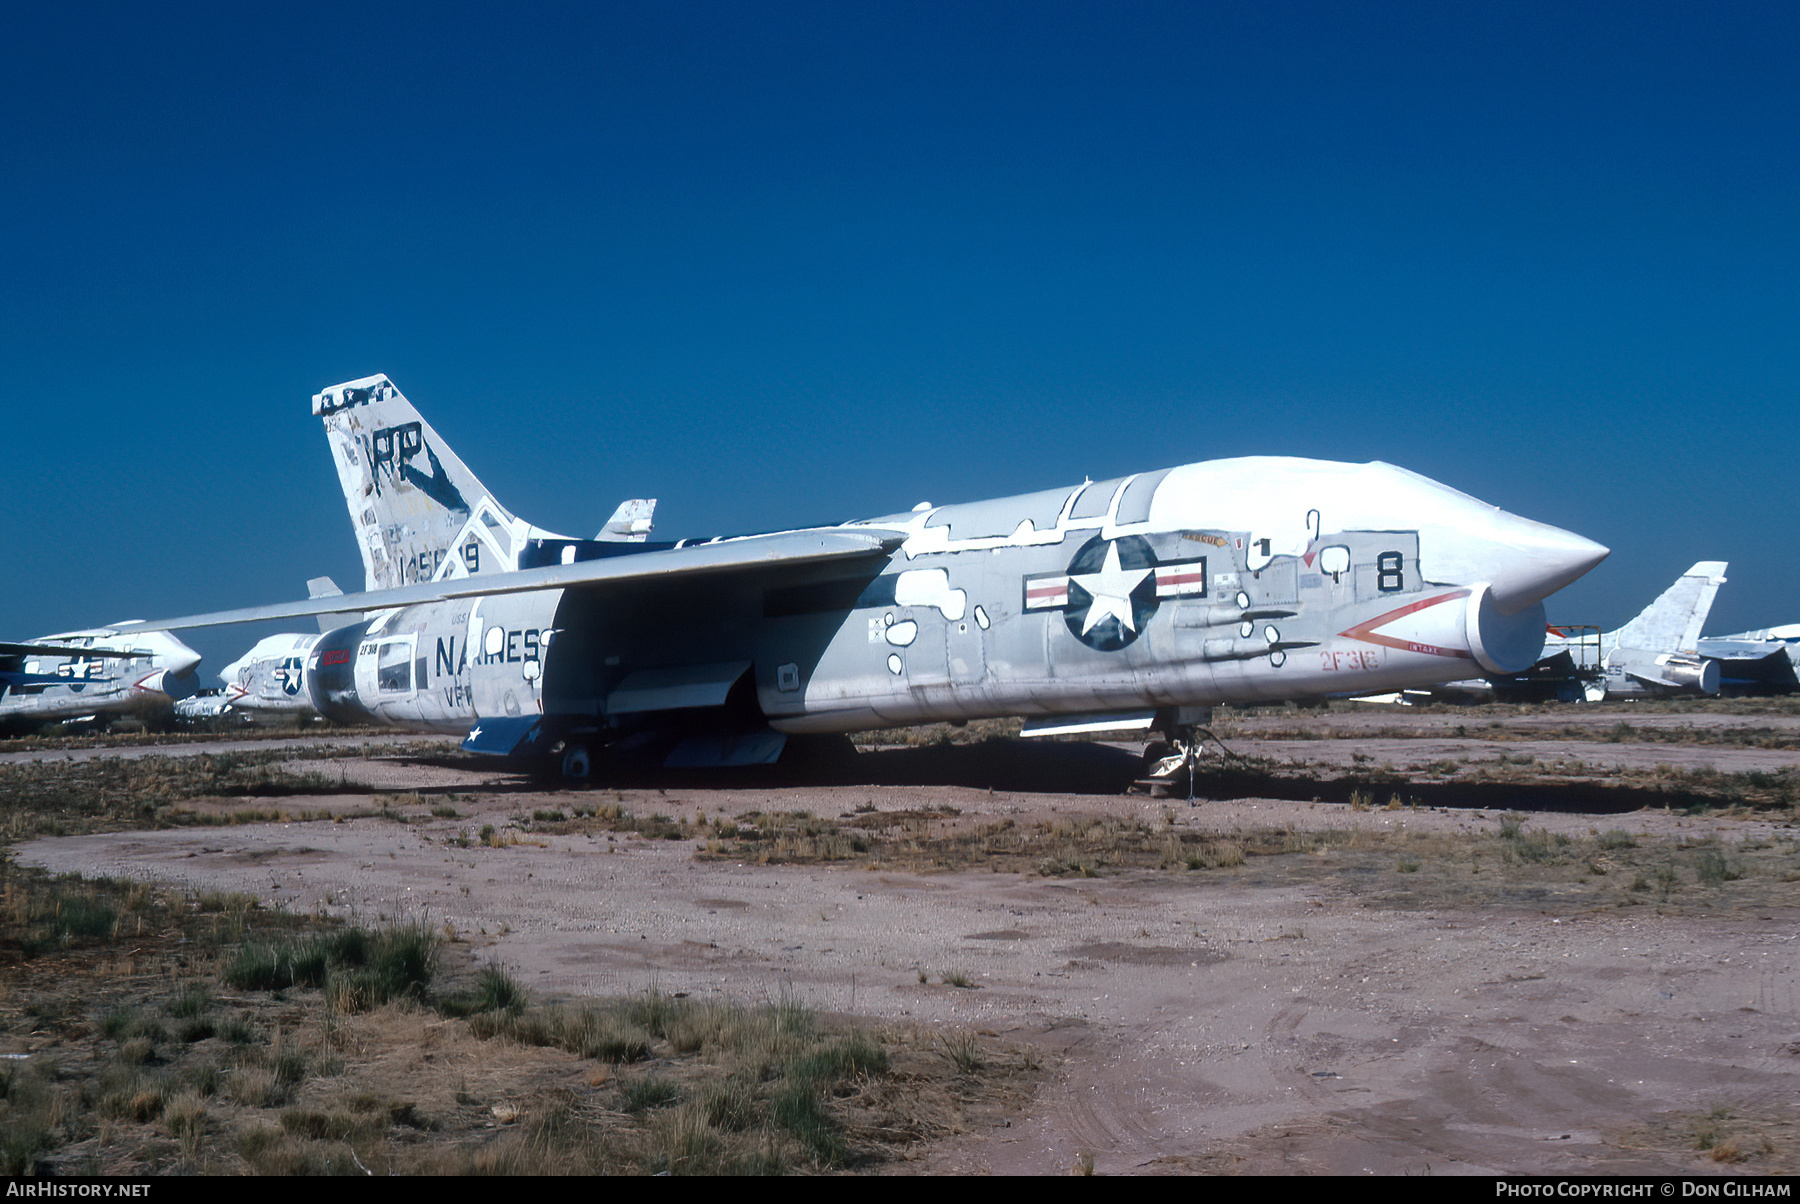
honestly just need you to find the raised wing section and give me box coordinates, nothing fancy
[122,529,906,632]
[0,642,152,659]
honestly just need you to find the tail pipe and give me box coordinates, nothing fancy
[1656,652,1721,696]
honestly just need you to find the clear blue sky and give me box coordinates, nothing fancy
[4,1,1795,674]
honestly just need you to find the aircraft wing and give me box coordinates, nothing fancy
[121,529,906,633]
[0,642,151,659]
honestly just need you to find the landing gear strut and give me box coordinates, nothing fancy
[1136,707,1214,803]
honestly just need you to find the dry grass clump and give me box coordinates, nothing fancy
[1616,1101,1800,1172]
[221,922,437,1015]
[455,988,903,1172]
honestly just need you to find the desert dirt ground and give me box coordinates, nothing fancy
[11,705,1800,1175]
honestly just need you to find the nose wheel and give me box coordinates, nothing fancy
[1139,734,1202,802]
[561,743,591,781]
[1135,707,1218,803]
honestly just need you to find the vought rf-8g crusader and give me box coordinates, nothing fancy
[135,374,1608,784]
[0,628,201,733]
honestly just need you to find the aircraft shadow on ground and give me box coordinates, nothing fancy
[1187,768,1703,816]
[393,738,1708,814]
[402,738,1142,796]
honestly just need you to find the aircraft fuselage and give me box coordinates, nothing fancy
[305,456,1591,754]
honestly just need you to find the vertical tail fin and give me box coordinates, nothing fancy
[1607,561,1728,654]
[597,498,657,542]
[306,577,358,635]
[314,375,571,590]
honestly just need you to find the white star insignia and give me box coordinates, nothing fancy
[1069,541,1152,635]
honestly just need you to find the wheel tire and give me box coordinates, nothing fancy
[1140,740,1177,777]
[561,744,591,781]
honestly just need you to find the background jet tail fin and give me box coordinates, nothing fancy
[313,375,571,591]
[1608,560,1728,653]
[306,577,357,634]
[596,498,657,542]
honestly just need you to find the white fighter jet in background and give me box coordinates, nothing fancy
[1561,561,1728,700]
[1418,560,1730,703]
[1698,622,1800,696]
[133,374,1608,779]
[0,628,202,733]
[208,632,324,721]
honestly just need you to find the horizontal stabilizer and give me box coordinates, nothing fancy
[307,576,358,635]
[461,716,546,757]
[127,529,906,632]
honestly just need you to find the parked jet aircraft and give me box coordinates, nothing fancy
[132,374,1608,778]
[212,632,323,719]
[1570,561,1727,700]
[174,689,233,723]
[1697,623,1800,696]
[1716,624,1800,642]
[0,629,202,733]
[1410,561,1728,703]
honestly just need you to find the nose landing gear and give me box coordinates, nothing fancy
[561,743,591,781]
[1135,707,1217,803]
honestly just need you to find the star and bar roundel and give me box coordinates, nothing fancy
[1024,534,1208,651]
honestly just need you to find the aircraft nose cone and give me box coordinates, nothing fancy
[1483,521,1609,614]
[161,637,202,677]
[1359,464,1607,612]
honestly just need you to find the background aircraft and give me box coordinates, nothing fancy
[1405,561,1727,703]
[1545,560,1727,700]
[0,629,202,734]
[208,632,323,721]
[1697,623,1800,696]
[134,375,1607,779]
